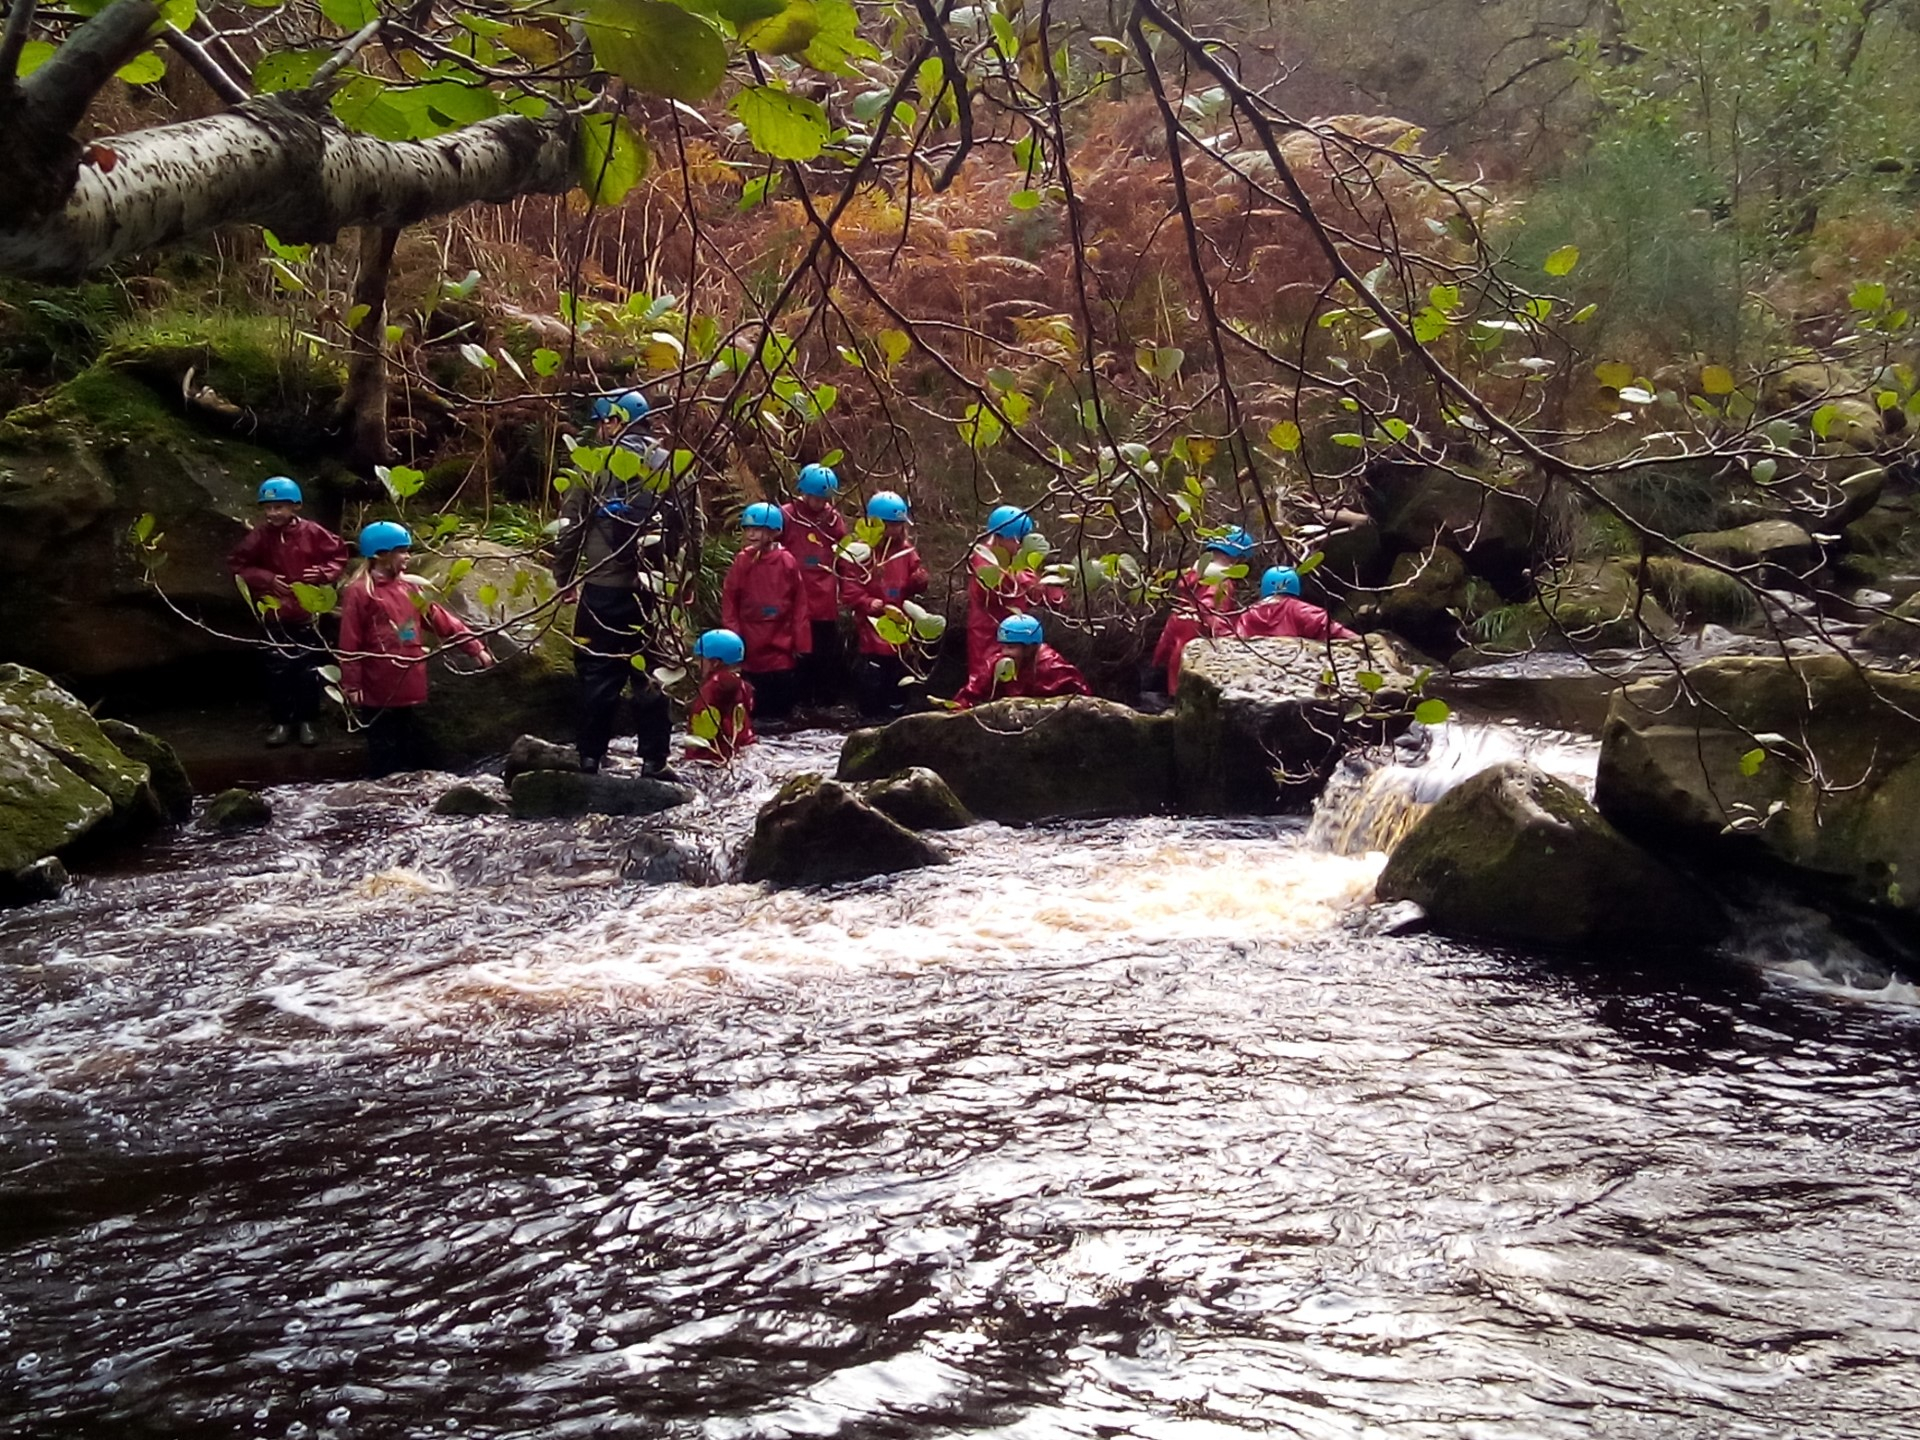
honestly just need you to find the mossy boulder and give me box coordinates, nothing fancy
[502,733,581,784]
[1363,459,1539,591]
[1643,557,1760,628]
[857,767,974,830]
[742,775,947,887]
[0,359,319,679]
[1377,760,1724,949]
[98,718,193,820]
[1358,546,1476,655]
[1174,635,1423,813]
[408,541,580,766]
[1595,655,1920,920]
[1676,520,1821,582]
[1857,592,1920,657]
[200,787,272,830]
[0,664,163,879]
[838,697,1177,824]
[508,769,695,819]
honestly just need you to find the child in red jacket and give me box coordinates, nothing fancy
[683,628,756,765]
[1237,566,1359,642]
[840,490,931,719]
[966,504,1066,684]
[338,522,495,777]
[951,613,1091,709]
[720,503,809,723]
[228,476,350,748]
[782,463,848,710]
[1151,525,1254,695]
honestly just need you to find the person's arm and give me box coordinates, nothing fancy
[721,551,744,633]
[788,555,810,655]
[337,583,368,701]
[549,488,588,584]
[228,528,288,601]
[902,547,930,598]
[950,668,991,710]
[424,599,495,665]
[1034,648,1092,697]
[312,528,352,584]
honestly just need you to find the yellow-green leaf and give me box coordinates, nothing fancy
[1700,364,1736,396]
[1268,420,1301,452]
[575,113,647,206]
[731,84,831,161]
[1543,244,1579,277]
[115,51,166,85]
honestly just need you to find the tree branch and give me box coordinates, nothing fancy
[160,25,249,105]
[0,0,38,84]
[20,0,159,134]
[0,93,576,278]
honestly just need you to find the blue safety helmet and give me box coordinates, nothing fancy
[797,463,840,497]
[741,501,785,532]
[257,476,302,504]
[693,628,746,665]
[592,391,649,424]
[358,520,413,558]
[1206,525,1256,560]
[986,504,1035,541]
[1261,566,1302,598]
[996,613,1044,645]
[866,490,910,522]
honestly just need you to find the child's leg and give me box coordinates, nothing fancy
[747,670,797,721]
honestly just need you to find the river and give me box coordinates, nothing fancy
[3,728,1919,1438]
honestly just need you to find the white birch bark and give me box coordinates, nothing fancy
[0,94,576,279]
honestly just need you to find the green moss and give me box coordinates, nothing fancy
[100,310,344,413]
[1645,556,1761,626]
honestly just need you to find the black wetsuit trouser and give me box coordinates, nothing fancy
[574,585,670,768]
[264,620,326,725]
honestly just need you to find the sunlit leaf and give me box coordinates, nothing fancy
[582,0,727,102]
[731,84,831,160]
[575,112,647,205]
[1700,364,1736,396]
[1543,244,1580,276]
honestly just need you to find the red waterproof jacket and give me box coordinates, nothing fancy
[338,570,488,709]
[952,644,1092,709]
[229,518,350,624]
[721,543,810,672]
[1235,596,1358,642]
[781,499,847,622]
[685,669,756,764]
[965,549,1064,674]
[1151,568,1239,695]
[841,540,931,656]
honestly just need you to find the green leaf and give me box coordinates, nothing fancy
[1356,670,1385,693]
[1414,698,1451,725]
[1428,283,1460,313]
[878,328,911,366]
[576,113,647,205]
[731,85,831,160]
[320,0,377,28]
[1811,403,1839,440]
[445,557,475,587]
[1850,281,1888,313]
[960,402,1004,450]
[131,512,157,543]
[377,464,426,500]
[1570,303,1598,324]
[1410,307,1449,344]
[1543,244,1580,276]
[261,229,311,264]
[738,173,774,210]
[873,614,911,646]
[158,0,194,26]
[532,347,562,377]
[1699,364,1736,396]
[477,582,501,608]
[115,51,166,85]
[289,582,338,615]
[989,9,1018,56]
[1739,747,1766,777]
[1330,432,1365,448]
[331,75,417,141]
[14,40,54,76]
[1381,417,1411,441]
[800,0,877,73]
[1009,188,1042,211]
[1268,420,1301,452]
[583,0,728,102]
[1751,457,1778,484]
[1295,550,1324,576]
[739,0,820,55]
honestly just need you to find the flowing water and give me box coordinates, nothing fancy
[4,729,1920,1439]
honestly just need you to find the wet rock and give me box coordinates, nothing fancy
[623,830,716,886]
[1,856,69,908]
[432,783,508,817]
[502,732,581,785]
[1174,635,1423,813]
[1676,520,1821,582]
[1856,592,1920,657]
[857,767,974,831]
[200,787,272,830]
[1360,546,1476,656]
[0,664,161,871]
[742,775,947,887]
[839,698,1176,824]
[99,718,193,821]
[508,769,695,820]
[1596,655,1920,920]
[1378,761,1723,949]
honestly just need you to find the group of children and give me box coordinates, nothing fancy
[229,413,1357,777]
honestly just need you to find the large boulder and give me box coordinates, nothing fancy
[838,697,1177,824]
[1359,546,1477,655]
[0,343,339,681]
[507,769,696,819]
[0,664,162,881]
[1174,634,1423,812]
[1596,655,1920,920]
[199,787,272,831]
[1676,520,1821,582]
[1856,592,1920,658]
[1377,761,1724,948]
[1363,460,1539,591]
[98,718,193,820]
[741,775,947,886]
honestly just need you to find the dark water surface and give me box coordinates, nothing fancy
[4,734,1919,1438]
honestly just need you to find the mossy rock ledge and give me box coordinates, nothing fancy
[1377,761,1724,949]
[742,775,947,887]
[0,664,168,890]
[837,697,1177,824]
[1596,655,1920,921]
